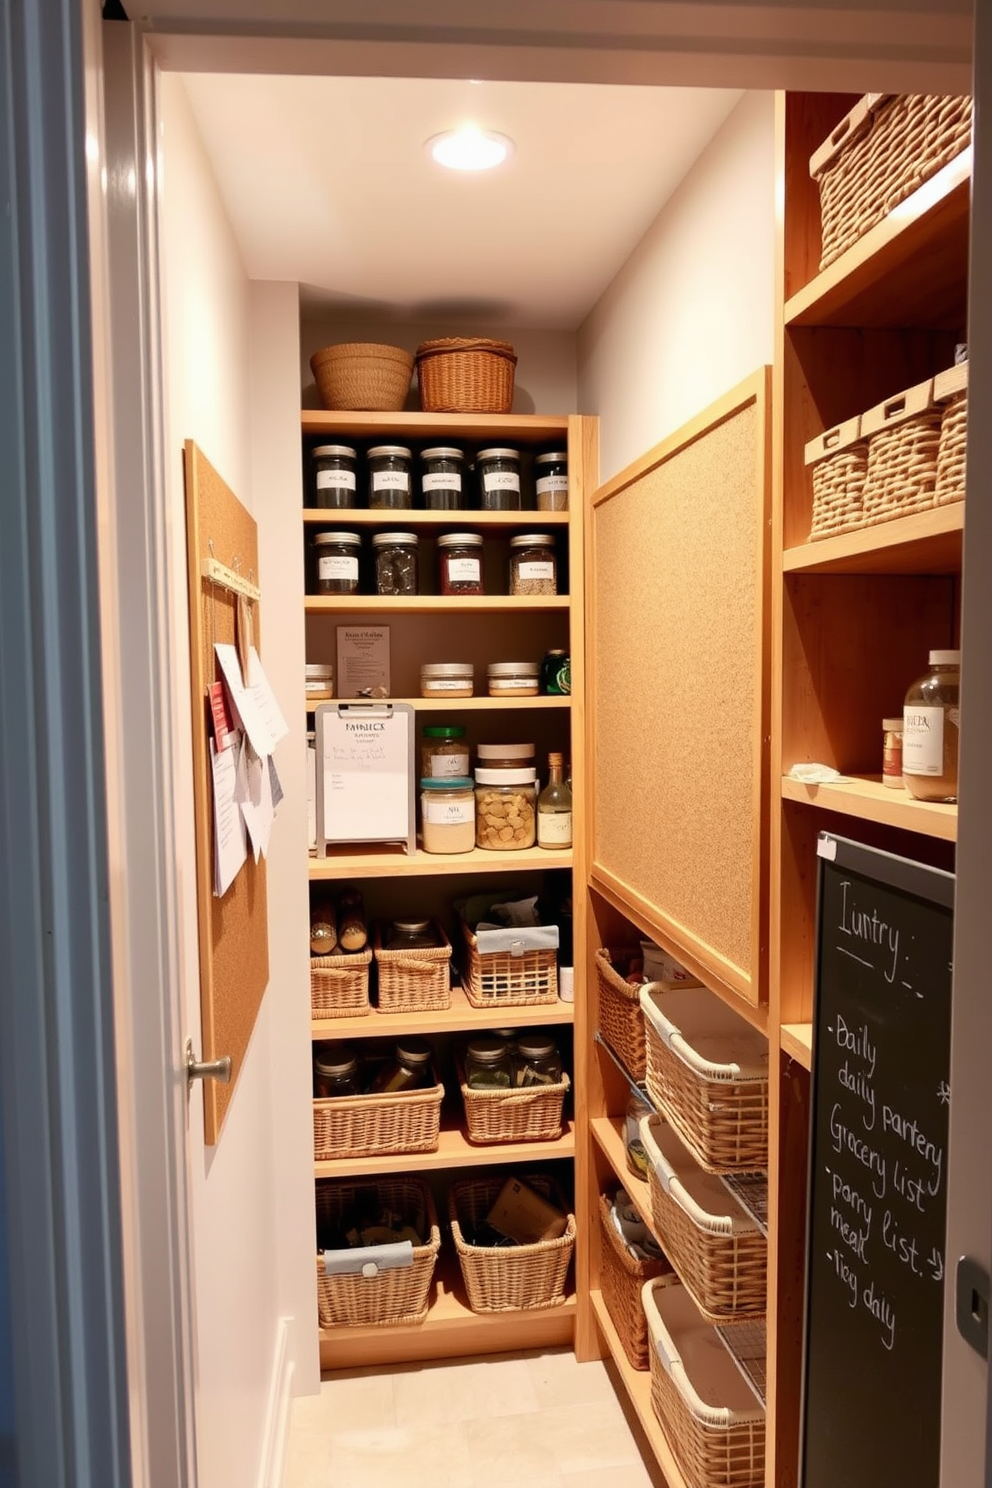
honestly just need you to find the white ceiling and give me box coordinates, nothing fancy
[181,74,743,330]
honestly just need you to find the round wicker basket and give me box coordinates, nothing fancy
[309,342,414,412]
[415,337,517,414]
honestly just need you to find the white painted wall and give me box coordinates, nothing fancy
[577,91,776,480]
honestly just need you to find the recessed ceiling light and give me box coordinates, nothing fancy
[427,127,513,172]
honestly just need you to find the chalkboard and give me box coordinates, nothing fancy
[800,832,954,1488]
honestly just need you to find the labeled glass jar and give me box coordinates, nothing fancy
[310,444,358,509]
[509,534,557,596]
[372,531,419,595]
[420,777,476,854]
[475,767,537,850]
[305,662,334,705]
[366,1038,434,1093]
[421,724,470,778]
[313,1042,360,1099]
[476,742,535,772]
[476,447,522,510]
[367,445,413,509]
[541,649,570,695]
[882,718,904,789]
[421,446,466,510]
[421,662,474,699]
[465,1036,513,1089]
[311,531,362,595]
[487,661,540,697]
[534,451,569,511]
[513,1032,562,1087]
[437,532,485,595]
[903,650,961,802]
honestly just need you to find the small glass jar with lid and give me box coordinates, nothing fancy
[310,444,358,509]
[465,1036,514,1089]
[366,1038,434,1093]
[367,445,413,509]
[476,447,522,510]
[513,1032,562,1088]
[313,1042,360,1099]
[420,777,476,854]
[421,447,466,510]
[903,649,961,802]
[487,661,540,697]
[386,920,440,950]
[534,451,569,511]
[421,724,470,778]
[476,742,536,772]
[475,767,537,850]
[311,531,362,594]
[882,718,904,789]
[305,662,334,706]
[509,534,557,596]
[437,532,484,595]
[421,662,474,698]
[372,531,419,595]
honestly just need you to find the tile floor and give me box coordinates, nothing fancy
[284,1348,666,1488]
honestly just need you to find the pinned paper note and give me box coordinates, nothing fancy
[215,642,289,758]
[210,737,247,896]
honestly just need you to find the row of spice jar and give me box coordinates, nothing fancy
[309,444,569,512]
[304,652,570,707]
[313,1031,565,1098]
[308,529,561,597]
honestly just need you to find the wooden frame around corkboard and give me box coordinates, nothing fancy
[184,440,270,1144]
[587,370,771,1009]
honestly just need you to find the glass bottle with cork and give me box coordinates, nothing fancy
[537,752,573,849]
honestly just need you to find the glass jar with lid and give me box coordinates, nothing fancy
[371,531,419,595]
[311,531,362,594]
[476,447,521,510]
[903,649,961,802]
[475,767,537,850]
[421,662,474,698]
[476,742,536,772]
[437,532,484,595]
[487,661,540,697]
[513,1032,562,1088]
[366,1037,434,1093]
[509,534,557,596]
[386,920,440,950]
[305,662,334,706]
[465,1036,514,1089]
[420,778,476,854]
[367,445,413,509]
[313,1041,360,1099]
[421,724,470,778]
[534,451,569,511]
[310,444,358,509]
[421,447,466,510]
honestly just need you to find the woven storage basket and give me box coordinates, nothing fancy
[459,1061,569,1145]
[643,1275,765,1488]
[596,948,702,1082]
[449,1174,576,1312]
[415,338,517,414]
[460,916,559,1008]
[315,1176,440,1328]
[934,360,968,507]
[310,946,372,1020]
[640,986,768,1174]
[373,921,452,1014]
[806,416,869,541]
[812,94,973,271]
[641,1114,766,1324]
[310,342,414,412]
[860,377,941,525]
[313,1073,444,1161]
[598,1191,672,1371]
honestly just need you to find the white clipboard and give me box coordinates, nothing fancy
[314,703,416,855]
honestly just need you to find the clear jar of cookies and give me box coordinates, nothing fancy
[474,767,537,851]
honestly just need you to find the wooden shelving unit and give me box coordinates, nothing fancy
[309,843,573,880]
[314,1117,577,1179]
[303,507,571,529]
[780,774,957,841]
[305,593,571,615]
[313,982,575,1039]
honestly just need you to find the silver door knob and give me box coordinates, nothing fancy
[185,1038,232,1085]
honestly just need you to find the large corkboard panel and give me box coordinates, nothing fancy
[184,441,269,1144]
[588,371,771,1008]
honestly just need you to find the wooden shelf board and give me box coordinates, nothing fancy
[306,694,571,713]
[785,150,972,330]
[780,774,957,841]
[590,1116,654,1235]
[305,594,569,614]
[310,843,572,879]
[302,508,570,528]
[314,1117,576,1179]
[589,1291,689,1488]
[782,503,964,576]
[302,410,570,442]
[313,981,574,1038]
[780,1023,813,1070]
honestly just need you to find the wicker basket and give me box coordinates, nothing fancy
[641,1114,766,1324]
[598,1191,672,1370]
[373,921,452,1014]
[860,377,942,525]
[459,1062,570,1145]
[309,342,414,412]
[315,1176,440,1328]
[313,1074,444,1161]
[640,986,768,1174]
[643,1275,765,1488]
[310,946,372,1020]
[596,947,702,1082]
[415,338,517,414]
[934,360,968,506]
[460,916,559,1008]
[448,1174,576,1312]
[806,417,869,540]
[812,94,973,271]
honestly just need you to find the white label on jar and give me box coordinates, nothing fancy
[903,706,944,775]
[538,811,572,845]
[483,471,521,493]
[489,677,537,692]
[372,470,410,491]
[423,677,472,692]
[318,555,359,581]
[423,472,462,493]
[446,557,481,582]
[316,468,357,490]
[517,561,555,581]
[536,474,568,495]
[423,797,475,825]
[428,752,469,778]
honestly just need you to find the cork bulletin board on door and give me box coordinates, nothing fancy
[184,440,269,1145]
[589,370,771,1007]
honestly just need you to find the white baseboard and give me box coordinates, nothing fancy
[257,1317,295,1488]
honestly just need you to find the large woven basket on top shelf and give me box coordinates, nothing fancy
[309,342,414,412]
[598,1191,671,1371]
[372,920,452,1014]
[811,93,972,271]
[310,946,372,1020]
[312,1073,444,1162]
[315,1176,440,1328]
[448,1174,576,1312]
[415,338,517,413]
